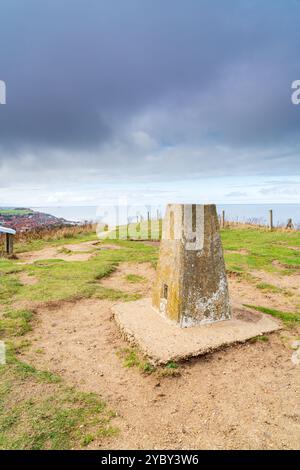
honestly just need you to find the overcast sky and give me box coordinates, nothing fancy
[1,0,300,207]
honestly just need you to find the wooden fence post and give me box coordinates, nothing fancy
[221,210,225,228]
[159,217,162,240]
[6,234,14,255]
[269,210,273,230]
[286,218,294,230]
[126,219,130,240]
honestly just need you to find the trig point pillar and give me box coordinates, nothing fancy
[152,204,231,327]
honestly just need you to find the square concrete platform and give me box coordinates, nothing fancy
[113,298,281,365]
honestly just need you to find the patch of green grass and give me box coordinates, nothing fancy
[157,361,181,377]
[165,361,179,369]
[0,209,33,216]
[0,309,33,337]
[0,374,116,449]
[0,306,117,449]
[81,434,94,447]
[118,348,155,374]
[57,247,73,255]
[249,335,269,343]
[105,223,300,274]
[97,425,119,438]
[0,241,158,305]
[256,282,283,294]
[125,274,146,283]
[244,304,300,327]
[118,348,181,377]
[0,273,23,304]
[221,227,300,273]
[95,287,142,302]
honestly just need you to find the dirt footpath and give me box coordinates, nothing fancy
[21,261,300,450]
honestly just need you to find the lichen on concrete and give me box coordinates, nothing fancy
[152,204,231,327]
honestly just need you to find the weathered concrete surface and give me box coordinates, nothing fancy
[152,204,231,326]
[113,298,280,365]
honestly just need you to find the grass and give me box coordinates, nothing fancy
[0,208,33,216]
[14,223,97,253]
[105,222,300,274]
[0,240,158,305]
[0,376,115,449]
[119,347,155,374]
[244,304,300,327]
[125,274,146,283]
[256,282,283,294]
[0,295,117,449]
[95,287,142,302]
[221,226,300,273]
[0,309,33,337]
[118,347,182,377]
[249,335,269,343]
[0,235,159,449]
[1,224,300,448]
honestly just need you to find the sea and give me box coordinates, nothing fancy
[32,204,300,229]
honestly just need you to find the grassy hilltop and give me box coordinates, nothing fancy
[0,224,300,449]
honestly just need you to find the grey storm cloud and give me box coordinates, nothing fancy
[1,0,300,182]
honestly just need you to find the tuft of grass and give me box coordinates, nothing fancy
[249,335,269,343]
[95,287,141,302]
[81,434,94,447]
[157,361,181,377]
[256,282,282,294]
[57,247,73,255]
[244,304,300,327]
[0,309,34,338]
[118,348,155,375]
[125,274,146,283]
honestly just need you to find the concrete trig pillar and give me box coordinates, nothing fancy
[152,204,231,327]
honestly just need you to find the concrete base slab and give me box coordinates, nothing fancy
[113,298,281,365]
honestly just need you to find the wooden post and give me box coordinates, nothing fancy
[286,218,294,230]
[221,210,225,229]
[126,219,130,240]
[269,210,273,230]
[6,234,14,255]
[159,217,162,240]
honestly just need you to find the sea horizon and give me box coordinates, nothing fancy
[25,203,300,228]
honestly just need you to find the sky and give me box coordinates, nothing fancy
[1,0,300,207]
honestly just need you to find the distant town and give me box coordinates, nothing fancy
[0,208,75,232]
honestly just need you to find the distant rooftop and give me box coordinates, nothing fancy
[0,226,16,235]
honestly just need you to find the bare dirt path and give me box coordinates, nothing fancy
[17,241,120,264]
[20,257,300,450]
